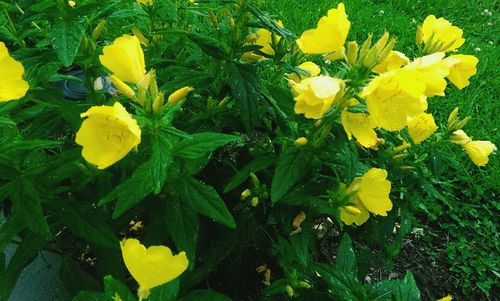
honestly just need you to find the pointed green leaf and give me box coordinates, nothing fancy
[165,196,199,263]
[175,132,240,160]
[271,148,312,203]
[49,19,86,66]
[179,177,236,228]
[336,234,357,277]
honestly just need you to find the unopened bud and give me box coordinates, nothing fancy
[91,20,106,40]
[346,41,358,65]
[152,92,165,112]
[263,269,271,286]
[416,25,423,45]
[455,116,471,130]
[285,285,294,297]
[168,86,193,105]
[393,153,409,160]
[132,27,149,46]
[109,75,136,100]
[241,189,251,199]
[256,265,267,273]
[294,137,308,146]
[229,17,235,27]
[447,107,460,127]
[249,173,260,188]
[292,211,306,228]
[298,281,312,289]
[375,32,390,51]
[208,10,219,28]
[358,34,373,61]
[394,142,411,153]
[251,197,259,207]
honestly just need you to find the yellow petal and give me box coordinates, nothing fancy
[436,295,453,301]
[339,200,370,226]
[450,129,471,145]
[404,52,450,97]
[341,109,379,148]
[99,35,146,85]
[407,113,437,144]
[363,70,427,131]
[253,20,284,56]
[292,76,344,119]
[296,3,350,54]
[75,102,141,169]
[444,54,478,89]
[0,42,29,102]
[421,15,464,53]
[463,140,496,166]
[372,51,409,74]
[121,238,188,290]
[168,86,194,105]
[357,168,392,216]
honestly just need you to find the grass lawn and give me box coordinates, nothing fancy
[262,0,500,299]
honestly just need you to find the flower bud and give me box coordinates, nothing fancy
[168,86,194,105]
[152,92,165,112]
[132,27,149,46]
[447,107,459,127]
[241,189,251,199]
[298,281,312,289]
[109,75,136,100]
[256,265,267,273]
[294,137,308,146]
[286,285,294,297]
[416,25,423,45]
[346,41,358,65]
[251,197,259,207]
[91,20,106,40]
[209,10,219,28]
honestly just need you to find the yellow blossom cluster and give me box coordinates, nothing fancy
[75,34,193,170]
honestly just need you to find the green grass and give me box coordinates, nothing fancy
[262,0,500,299]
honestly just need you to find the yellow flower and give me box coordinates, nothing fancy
[255,20,283,56]
[362,70,427,131]
[421,15,464,53]
[340,168,392,225]
[463,140,496,167]
[75,102,141,169]
[403,52,450,97]
[372,50,409,74]
[444,54,479,89]
[407,113,438,144]
[296,3,350,55]
[339,181,370,226]
[450,130,496,166]
[436,295,453,301]
[167,86,193,105]
[99,35,146,85]
[121,238,188,300]
[290,76,344,119]
[288,61,321,83]
[341,99,379,148]
[0,42,29,102]
[357,168,392,216]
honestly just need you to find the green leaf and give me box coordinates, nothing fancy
[0,214,24,253]
[178,177,236,228]
[72,291,108,301]
[0,234,46,300]
[59,256,100,297]
[271,148,312,203]
[49,19,86,66]
[165,197,199,263]
[103,275,136,301]
[101,137,172,218]
[10,179,51,239]
[226,63,261,131]
[181,289,233,301]
[149,278,180,301]
[223,155,274,193]
[175,132,240,159]
[186,33,229,59]
[336,234,357,277]
[59,203,119,248]
[394,272,421,301]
